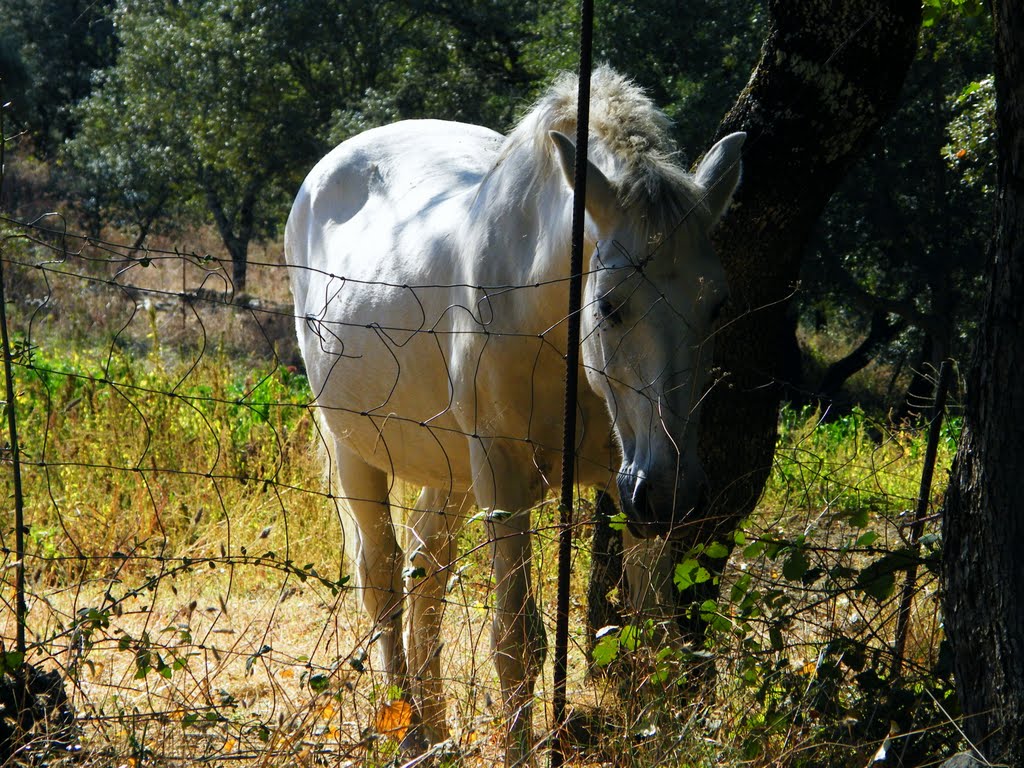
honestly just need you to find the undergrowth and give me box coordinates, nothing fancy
[0,226,965,766]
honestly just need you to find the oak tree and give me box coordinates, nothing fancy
[942,0,1024,762]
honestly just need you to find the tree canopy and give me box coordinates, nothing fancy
[0,0,997,407]
[799,8,993,411]
[57,0,552,288]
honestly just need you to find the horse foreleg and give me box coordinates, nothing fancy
[622,530,675,620]
[403,488,469,744]
[335,445,408,686]
[622,530,688,653]
[487,511,546,767]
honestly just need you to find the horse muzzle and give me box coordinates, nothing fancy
[616,467,707,539]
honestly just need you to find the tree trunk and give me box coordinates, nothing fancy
[695,0,922,542]
[656,1,923,644]
[586,491,624,657]
[204,180,257,294]
[227,239,249,295]
[586,0,923,647]
[942,2,1024,764]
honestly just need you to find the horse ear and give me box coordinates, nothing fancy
[694,131,746,226]
[549,130,620,232]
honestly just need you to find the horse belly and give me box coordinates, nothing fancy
[297,274,477,491]
[329,409,474,493]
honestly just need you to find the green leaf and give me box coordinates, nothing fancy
[706,541,730,559]
[739,588,761,616]
[699,599,732,633]
[802,567,825,585]
[591,634,620,667]
[386,685,405,702]
[848,508,870,529]
[674,559,711,592]
[608,510,628,532]
[856,531,880,547]
[742,541,765,559]
[730,572,752,603]
[960,81,982,98]
[648,661,671,686]
[0,651,24,674]
[856,548,918,601]
[619,624,642,652]
[309,673,331,692]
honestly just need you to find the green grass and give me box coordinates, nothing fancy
[0,230,965,766]
[11,344,331,584]
[1,349,964,767]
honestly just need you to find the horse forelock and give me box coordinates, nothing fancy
[502,65,710,243]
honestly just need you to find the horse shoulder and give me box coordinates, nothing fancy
[287,122,497,320]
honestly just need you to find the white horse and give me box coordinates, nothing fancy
[285,67,743,765]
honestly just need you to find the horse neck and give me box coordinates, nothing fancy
[469,140,576,291]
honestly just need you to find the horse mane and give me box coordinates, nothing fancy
[503,66,708,237]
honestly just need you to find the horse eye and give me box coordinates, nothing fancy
[597,298,622,326]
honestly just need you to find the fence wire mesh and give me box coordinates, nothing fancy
[0,206,962,768]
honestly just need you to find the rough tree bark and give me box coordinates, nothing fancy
[942,1,1024,764]
[587,0,923,642]
[673,0,923,633]
[699,0,922,534]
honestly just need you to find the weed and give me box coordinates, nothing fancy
[0,221,964,766]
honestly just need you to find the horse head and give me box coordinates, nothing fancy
[552,130,745,538]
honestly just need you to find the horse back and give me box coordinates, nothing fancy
[288,121,498,255]
[284,120,504,487]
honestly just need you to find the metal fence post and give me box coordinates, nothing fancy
[0,101,28,658]
[552,2,594,765]
[892,359,953,678]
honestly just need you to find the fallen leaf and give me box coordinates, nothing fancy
[374,699,412,741]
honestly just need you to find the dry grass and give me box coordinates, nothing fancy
[0,219,962,767]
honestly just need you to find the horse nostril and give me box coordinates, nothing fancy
[631,477,651,518]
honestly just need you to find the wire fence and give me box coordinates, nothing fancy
[0,212,638,767]
[0,88,980,768]
[0,207,966,768]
